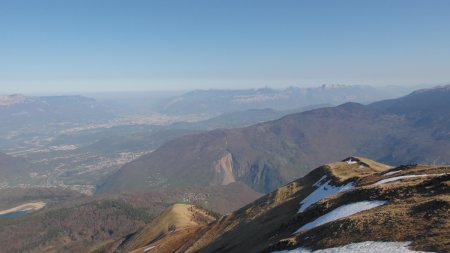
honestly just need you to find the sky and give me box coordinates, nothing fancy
[1,0,450,94]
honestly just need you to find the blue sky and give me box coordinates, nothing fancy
[1,0,450,94]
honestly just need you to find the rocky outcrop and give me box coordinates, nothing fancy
[212,152,236,186]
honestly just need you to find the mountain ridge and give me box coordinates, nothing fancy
[111,157,450,253]
[160,85,414,115]
[100,86,450,193]
[0,94,114,126]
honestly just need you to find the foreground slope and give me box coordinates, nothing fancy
[0,183,260,253]
[115,204,218,253]
[117,157,449,253]
[0,195,157,253]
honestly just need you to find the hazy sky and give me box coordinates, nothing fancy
[1,0,450,94]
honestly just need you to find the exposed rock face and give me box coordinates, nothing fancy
[212,152,236,185]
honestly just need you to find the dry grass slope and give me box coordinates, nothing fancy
[129,157,448,253]
[116,203,217,253]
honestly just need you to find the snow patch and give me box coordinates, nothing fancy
[345,159,358,164]
[272,241,431,253]
[144,246,155,252]
[384,170,401,176]
[375,173,448,185]
[295,200,386,233]
[298,179,354,213]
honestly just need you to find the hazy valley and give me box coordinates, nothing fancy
[0,85,449,253]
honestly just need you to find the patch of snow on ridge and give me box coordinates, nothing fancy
[345,159,358,164]
[298,179,354,213]
[375,174,448,185]
[295,201,386,233]
[143,246,155,252]
[272,241,431,253]
[384,170,401,176]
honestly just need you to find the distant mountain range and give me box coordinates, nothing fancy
[159,84,420,115]
[0,85,423,128]
[100,85,450,194]
[0,94,114,126]
[108,158,450,253]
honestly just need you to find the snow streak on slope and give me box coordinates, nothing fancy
[298,178,354,213]
[272,241,431,253]
[295,201,386,233]
[384,170,401,176]
[374,174,448,185]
